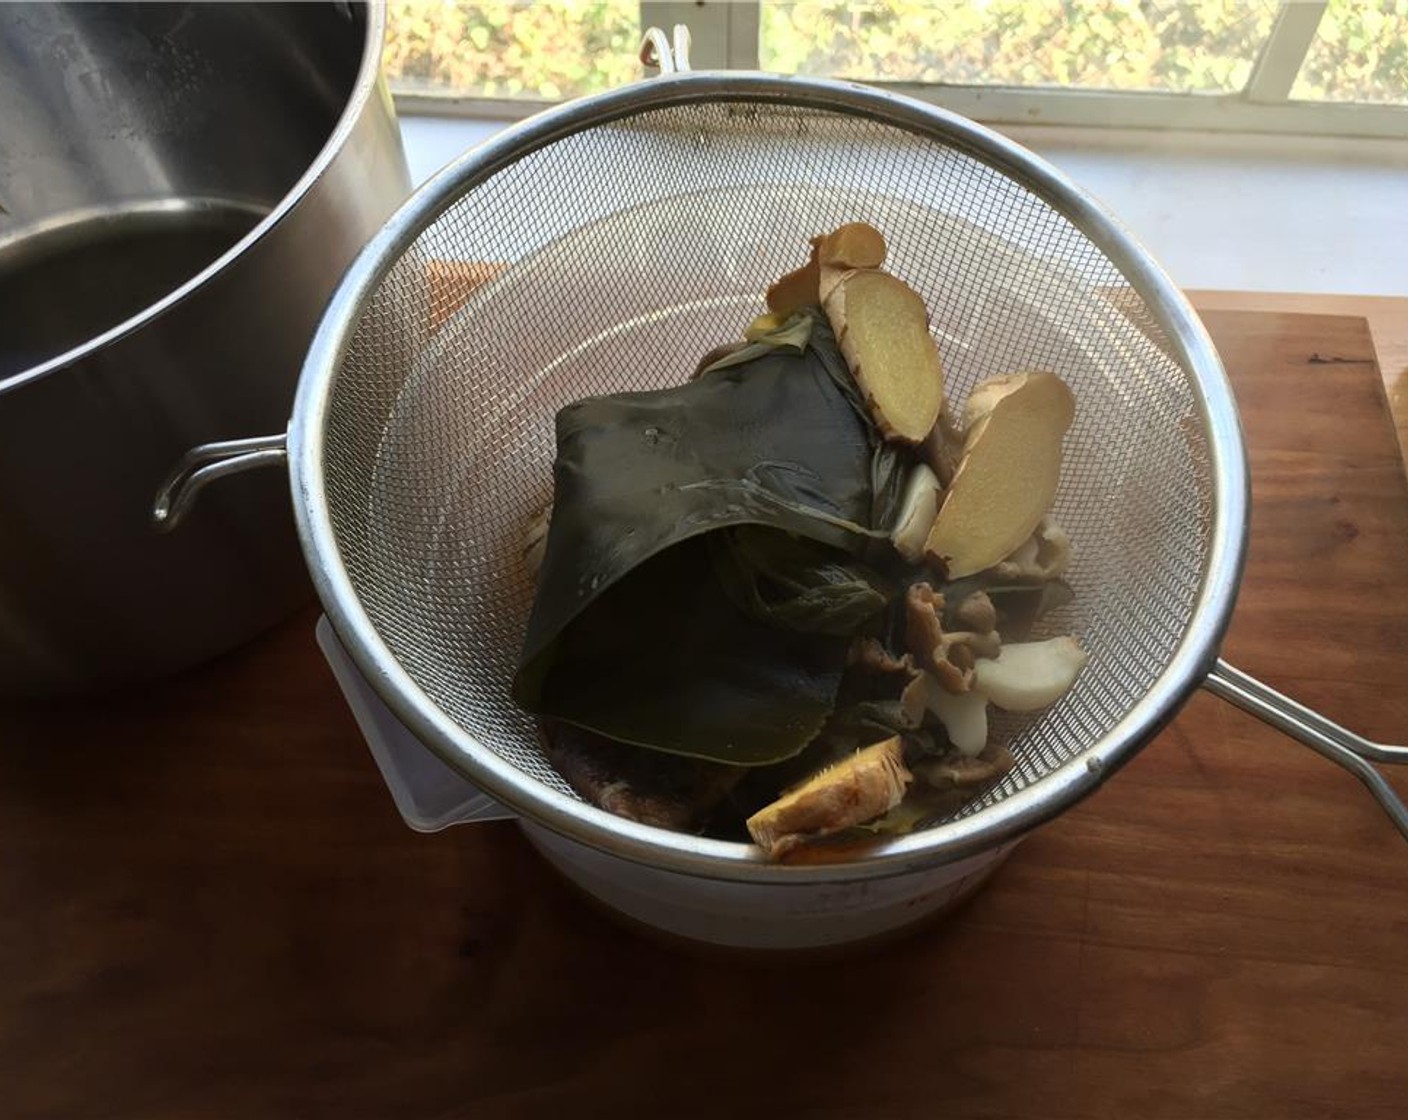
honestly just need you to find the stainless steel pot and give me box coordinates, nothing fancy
[0,1,410,695]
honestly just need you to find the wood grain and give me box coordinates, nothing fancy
[1189,291,1408,462]
[2,309,1407,1120]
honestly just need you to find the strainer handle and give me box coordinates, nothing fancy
[1204,659,1408,842]
[151,433,288,532]
[639,25,692,74]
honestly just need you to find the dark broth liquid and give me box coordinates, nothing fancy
[0,201,264,381]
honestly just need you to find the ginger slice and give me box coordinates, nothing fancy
[961,370,1039,431]
[925,371,1074,577]
[746,736,912,859]
[766,222,888,318]
[818,222,887,270]
[817,222,889,306]
[766,256,821,318]
[823,269,945,444]
[922,408,964,487]
[763,221,946,443]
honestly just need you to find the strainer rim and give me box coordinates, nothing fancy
[289,71,1249,885]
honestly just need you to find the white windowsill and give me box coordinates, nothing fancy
[397,113,1408,298]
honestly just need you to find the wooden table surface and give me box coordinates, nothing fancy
[3,299,1408,1120]
[1190,291,1408,458]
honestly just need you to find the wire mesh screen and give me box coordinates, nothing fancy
[322,98,1213,829]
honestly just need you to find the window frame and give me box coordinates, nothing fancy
[389,0,1408,140]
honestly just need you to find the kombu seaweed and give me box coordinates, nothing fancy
[514,312,906,765]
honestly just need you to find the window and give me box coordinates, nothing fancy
[385,1,1408,136]
[384,1,640,102]
[759,1,1279,92]
[1292,0,1408,102]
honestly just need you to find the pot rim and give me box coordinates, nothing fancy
[0,0,390,397]
[289,71,1250,886]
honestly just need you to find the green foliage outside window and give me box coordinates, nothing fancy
[385,1,639,99]
[383,1,1408,105]
[1296,0,1408,102]
[760,1,1277,92]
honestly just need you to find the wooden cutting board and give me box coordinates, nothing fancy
[1,308,1406,1119]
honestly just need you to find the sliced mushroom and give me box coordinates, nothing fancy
[914,743,1015,790]
[1033,517,1073,577]
[746,736,913,859]
[905,583,963,691]
[991,516,1072,582]
[999,535,1039,577]
[846,639,928,729]
[890,463,942,564]
[897,671,934,730]
[848,636,909,675]
[941,576,1073,641]
[904,582,1001,694]
[972,636,1088,712]
[924,681,989,757]
[952,589,997,633]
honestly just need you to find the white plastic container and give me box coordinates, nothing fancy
[318,616,1017,951]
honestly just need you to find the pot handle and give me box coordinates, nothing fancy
[151,433,288,532]
[1203,659,1408,841]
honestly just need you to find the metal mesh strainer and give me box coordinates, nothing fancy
[156,68,1408,881]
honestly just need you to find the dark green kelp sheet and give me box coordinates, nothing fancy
[514,313,903,765]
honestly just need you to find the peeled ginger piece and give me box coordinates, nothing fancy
[824,269,945,444]
[766,258,820,318]
[925,371,1074,577]
[820,222,888,270]
[746,736,912,859]
[766,222,889,318]
[763,222,945,445]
